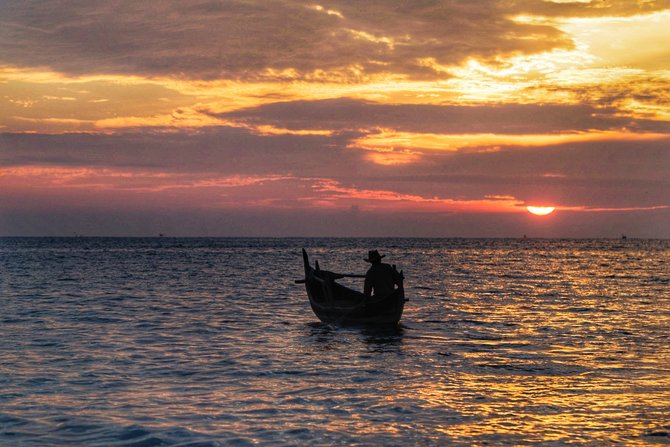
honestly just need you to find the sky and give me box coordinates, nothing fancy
[1,0,669,237]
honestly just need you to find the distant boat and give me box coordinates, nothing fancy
[297,249,406,326]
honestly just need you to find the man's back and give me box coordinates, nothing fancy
[364,262,400,298]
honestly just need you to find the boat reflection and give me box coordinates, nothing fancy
[303,322,405,354]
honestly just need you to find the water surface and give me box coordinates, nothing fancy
[1,238,669,446]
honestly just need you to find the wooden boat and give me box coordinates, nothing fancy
[298,249,406,326]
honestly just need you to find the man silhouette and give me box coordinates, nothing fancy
[363,250,402,298]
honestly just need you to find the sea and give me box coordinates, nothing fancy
[1,237,669,446]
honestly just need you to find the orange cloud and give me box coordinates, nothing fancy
[363,150,422,166]
[1,166,527,213]
[352,129,670,158]
[0,166,297,193]
[557,205,670,212]
[311,179,525,213]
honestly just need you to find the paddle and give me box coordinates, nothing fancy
[294,273,365,284]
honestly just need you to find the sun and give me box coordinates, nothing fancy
[527,206,555,216]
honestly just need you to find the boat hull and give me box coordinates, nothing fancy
[302,249,405,326]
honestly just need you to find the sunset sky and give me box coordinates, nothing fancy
[1,0,669,237]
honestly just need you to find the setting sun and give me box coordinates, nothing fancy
[527,206,556,216]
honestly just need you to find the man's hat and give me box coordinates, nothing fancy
[364,249,385,263]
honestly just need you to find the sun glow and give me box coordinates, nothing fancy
[527,206,556,216]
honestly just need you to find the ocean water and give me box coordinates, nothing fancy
[1,237,669,446]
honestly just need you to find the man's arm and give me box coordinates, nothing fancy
[364,272,373,297]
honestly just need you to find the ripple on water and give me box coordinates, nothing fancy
[1,237,669,446]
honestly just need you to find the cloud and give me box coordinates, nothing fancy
[512,0,670,18]
[0,126,364,175]
[0,0,572,80]
[372,138,670,208]
[218,98,670,134]
[2,126,668,212]
[2,0,669,237]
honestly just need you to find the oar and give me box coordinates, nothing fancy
[294,273,364,284]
